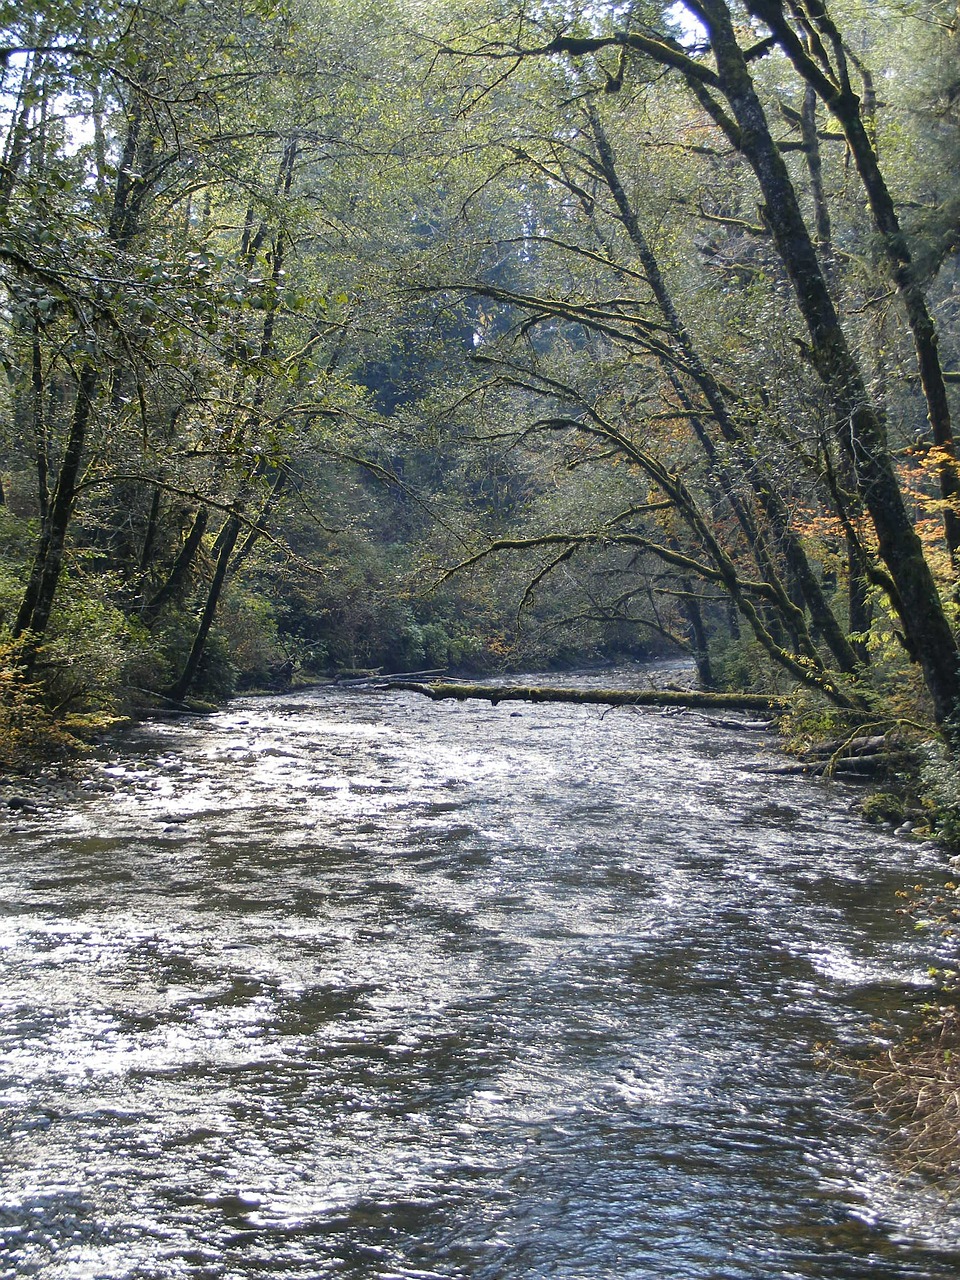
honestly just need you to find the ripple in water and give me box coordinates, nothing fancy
[1,668,959,1278]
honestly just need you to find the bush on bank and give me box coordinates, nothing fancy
[838,874,960,1190]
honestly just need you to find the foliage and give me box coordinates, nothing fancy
[921,744,960,849]
[839,853,960,1187]
[1,0,960,764]
[0,636,110,770]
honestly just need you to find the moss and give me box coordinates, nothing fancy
[859,791,907,825]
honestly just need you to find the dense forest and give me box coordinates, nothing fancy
[2,0,960,787]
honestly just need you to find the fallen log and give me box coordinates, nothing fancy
[381,680,785,712]
[704,717,775,731]
[805,734,903,758]
[759,750,918,778]
[334,666,446,686]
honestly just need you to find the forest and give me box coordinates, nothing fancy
[2,0,960,788]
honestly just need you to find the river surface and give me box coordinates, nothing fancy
[2,667,960,1279]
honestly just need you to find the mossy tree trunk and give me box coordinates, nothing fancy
[689,0,960,731]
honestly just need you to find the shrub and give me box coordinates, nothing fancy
[41,576,161,714]
[0,636,100,770]
[215,589,284,689]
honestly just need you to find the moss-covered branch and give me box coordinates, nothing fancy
[383,680,784,712]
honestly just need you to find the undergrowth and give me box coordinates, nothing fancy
[824,870,960,1190]
[0,638,113,772]
[834,1010,960,1190]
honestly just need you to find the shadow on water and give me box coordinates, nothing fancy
[1,664,960,1278]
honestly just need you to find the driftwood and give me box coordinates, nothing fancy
[760,750,917,779]
[756,730,919,780]
[381,680,785,712]
[704,716,775,731]
[804,734,903,758]
[333,667,446,686]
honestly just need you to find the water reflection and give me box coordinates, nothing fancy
[2,670,960,1277]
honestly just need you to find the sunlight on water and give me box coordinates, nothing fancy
[2,668,959,1277]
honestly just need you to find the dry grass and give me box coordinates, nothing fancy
[850,1010,960,1186]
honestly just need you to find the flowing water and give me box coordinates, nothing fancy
[2,667,960,1279]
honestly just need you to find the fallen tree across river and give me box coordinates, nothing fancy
[381,680,785,712]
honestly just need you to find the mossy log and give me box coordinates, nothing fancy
[382,680,785,712]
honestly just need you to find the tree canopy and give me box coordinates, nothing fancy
[2,0,960,761]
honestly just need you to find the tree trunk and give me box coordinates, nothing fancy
[746,0,960,558]
[0,45,47,217]
[139,485,162,572]
[141,505,210,625]
[30,308,49,525]
[12,364,99,673]
[679,577,715,689]
[588,105,861,677]
[384,681,783,712]
[845,529,872,665]
[10,80,155,671]
[229,469,287,572]
[800,82,832,252]
[692,0,960,730]
[168,511,241,702]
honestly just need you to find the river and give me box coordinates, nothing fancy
[2,667,960,1278]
